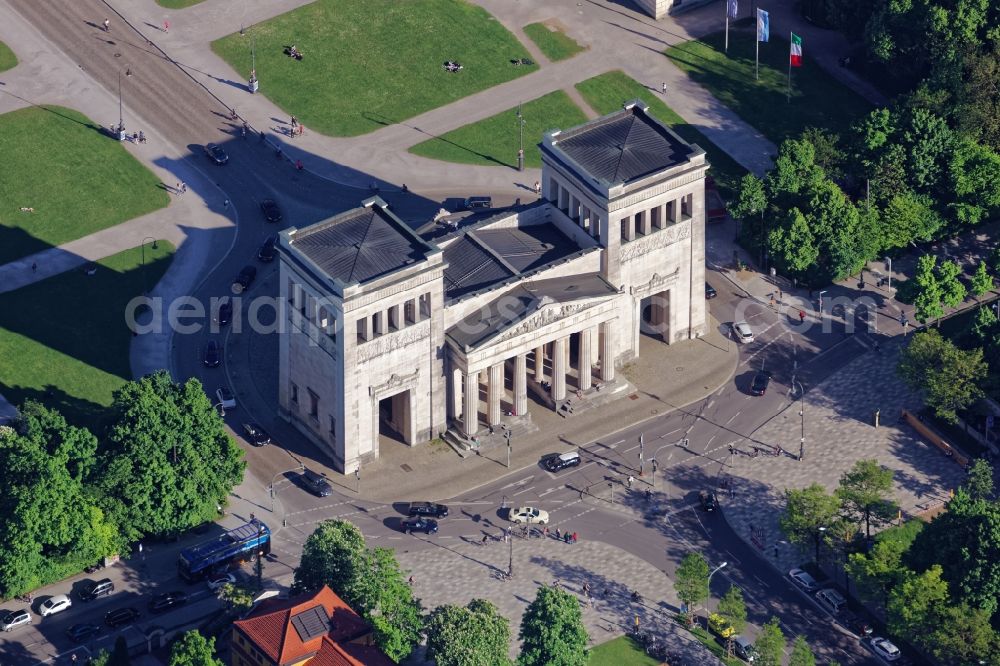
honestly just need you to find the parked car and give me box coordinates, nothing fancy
[541,451,581,473]
[844,612,873,636]
[216,387,236,410]
[705,282,718,299]
[260,199,282,223]
[78,578,115,601]
[301,469,332,497]
[731,321,754,344]
[204,143,229,165]
[242,422,271,446]
[257,235,278,262]
[104,606,140,629]
[148,591,188,614]
[463,196,492,210]
[39,594,72,617]
[1,609,31,632]
[749,370,771,396]
[202,340,221,367]
[869,636,901,662]
[815,588,847,614]
[401,517,439,534]
[699,490,718,512]
[207,573,237,592]
[66,623,102,643]
[231,265,257,294]
[408,502,449,518]
[788,568,819,593]
[216,301,233,326]
[732,635,758,662]
[509,506,549,524]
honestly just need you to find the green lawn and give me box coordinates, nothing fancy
[523,22,585,62]
[575,70,747,203]
[665,24,872,145]
[409,90,588,169]
[588,636,660,665]
[0,40,17,72]
[0,241,174,429]
[0,106,170,266]
[212,0,537,137]
[155,0,204,7]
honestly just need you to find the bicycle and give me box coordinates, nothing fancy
[494,569,512,581]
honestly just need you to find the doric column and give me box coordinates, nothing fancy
[552,337,567,401]
[451,366,463,420]
[463,371,479,437]
[514,354,528,416]
[487,363,503,426]
[640,210,651,235]
[600,322,615,382]
[533,346,545,381]
[578,328,593,390]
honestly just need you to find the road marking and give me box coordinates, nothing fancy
[501,476,533,489]
[610,439,625,446]
[539,487,559,497]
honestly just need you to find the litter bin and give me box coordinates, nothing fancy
[873,409,880,428]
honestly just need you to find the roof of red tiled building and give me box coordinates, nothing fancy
[233,586,373,665]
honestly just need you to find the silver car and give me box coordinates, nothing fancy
[731,321,754,344]
[1,609,31,632]
[509,506,549,525]
[39,594,72,617]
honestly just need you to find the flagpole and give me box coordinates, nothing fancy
[725,12,729,54]
[787,31,792,101]
[755,31,759,81]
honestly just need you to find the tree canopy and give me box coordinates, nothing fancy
[836,459,897,538]
[168,631,224,666]
[517,586,588,666]
[898,329,988,423]
[674,552,710,618]
[753,616,786,666]
[426,599,513,666]
[780,483,842,561]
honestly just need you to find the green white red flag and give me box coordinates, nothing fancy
[790,33,803,67]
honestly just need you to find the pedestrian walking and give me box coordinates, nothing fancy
[103,18,110,32]
[777,288,782,302]
[296,159,304,171]
[163,19,169,32]
[250,512,255,522]
[291,115,298,128]
[661,82,667,94]
[543,526,549,538]
[798,310,806,323]
[533,180,541,194]
[181,182,187,194]
[176,182,181,193]
[224,199,230,209]
[627,475,634,488]
[481,535,488,546]
[408,576,414,585]
[31,261,37,273]
[769,294,776,308]
[138,130,146,143]
[555,528,562,541]
[563,531,571,543]
[572,532,578,543]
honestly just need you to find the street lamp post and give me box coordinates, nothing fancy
[117,67,132,141]
[355,467,361,494]
[815,526,827,563]
[817,290,827,318]
[248,35,259,93]
[516,102,525,172]
[650,458,659,489]
[639,433,644,476]
[505,429,512,469]
[508,531,513,577]
[270,464,305,512]
[708,561,728,586]
[884,256,892,293]
[793,379,805,461]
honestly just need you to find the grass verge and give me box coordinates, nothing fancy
[665,24,872,145]
[409,90,587,169]
[575,70,747,203]
[154,0,204,8]
[588,635,660,665]
[0,106,170,265]
[0,40,17,72]
[523,22,585,62]
[212,0,537,137]
[0,241,175,429]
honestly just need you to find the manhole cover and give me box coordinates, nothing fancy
[400,463,413,473]
[629,393,639,400]
[114,52,121,58]
[676,366,684,372]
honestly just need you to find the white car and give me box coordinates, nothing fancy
[731,321,754,344]
[869,637,901,662]
[509,506,549,525]
[1,609,31,632]
[216,387,236,410]
[39,594,72,617]
[788,568,819,592]
[207,573,237,592]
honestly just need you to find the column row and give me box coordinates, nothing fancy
[618,192,694,242]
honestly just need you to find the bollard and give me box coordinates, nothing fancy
[873,409,880,428]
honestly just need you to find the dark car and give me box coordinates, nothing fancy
[542,451,582,473]
[216,301,233,326]
[257,235,278,262]
[408,502,449,518]
[104,606,140,628]
[401,517,438,534]
[204,143,229,165]
[260,199,282,223]
[463,196,492,210]
[699,490,719,512]
[845,612,874,636]
[705,282,717,299]
[301,469,332,497]
[78,577,114,601]
[66,623,102,643]
[231,265,257,294]
[148,591,188,614]
[749,370,772,396]
[202,340,221,368]
[242,422,271,446]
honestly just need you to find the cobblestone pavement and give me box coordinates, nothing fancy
[397,538,722,664]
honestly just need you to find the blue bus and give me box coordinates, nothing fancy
[178,520,271,581]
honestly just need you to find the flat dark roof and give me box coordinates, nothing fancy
[288,202,432,285]
[546,102,693,186]
[443,235,515,299]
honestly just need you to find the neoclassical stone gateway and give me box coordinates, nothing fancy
[277,101,708,473]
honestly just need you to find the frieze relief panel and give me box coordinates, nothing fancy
[495,301,599,344]
[357,321,430,362]
[631,268,680,298]
[369,369,420,398]
[621,223,691,262]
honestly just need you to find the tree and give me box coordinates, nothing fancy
[108,636,131,666]
[970,303,998,341]
[291,519,366,596]
[887,565,949,642]
[779,484,842,563]
[901,108,953,192]
[351,547,423,662]
[898,329,987,423]
[879,191,942,250]
[169,630,223,666]
[949,138,1000,225]
[801,127,846,182]
[716,585,747,657]
[789,635,817,666]
[912,255,944,324]
[674,552,710,624]
[218,583,254,612]
[937,260,968,310]
[98,372,244,543]
[753,616,785,666]
[927,604,1000,666]
[517,586,588,666]
[845,520,922,606]
[970,261,994,300]
[836,460,896,539]
[426,600,512,666]
[731,174,767,221]
[768,208,819,273]
[964,459,994,500]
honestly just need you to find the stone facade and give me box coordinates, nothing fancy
[277,102,708,474]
